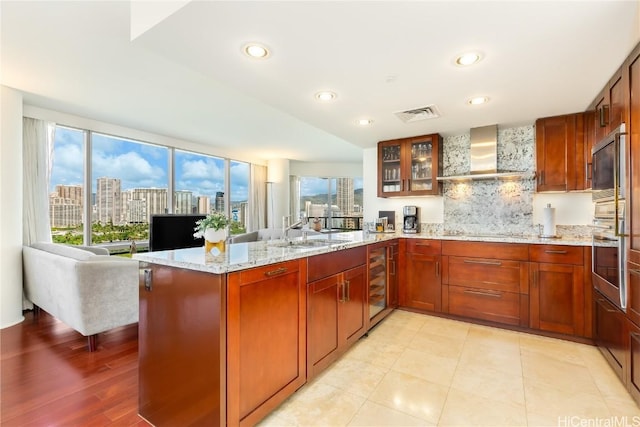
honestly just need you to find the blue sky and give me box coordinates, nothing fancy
[50,126,362,202]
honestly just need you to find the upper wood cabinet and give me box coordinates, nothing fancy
[591,68,626,144]
[535,113,586,192]
[378,133,442,197]
[627,45,640,265]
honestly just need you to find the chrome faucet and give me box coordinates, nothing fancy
[283,216,307,242]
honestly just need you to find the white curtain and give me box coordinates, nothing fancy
[249,164,267,231]
[23,117,54,245]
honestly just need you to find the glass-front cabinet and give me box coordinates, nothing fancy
[377,133,442,197]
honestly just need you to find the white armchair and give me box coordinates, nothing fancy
[22,242,139,351]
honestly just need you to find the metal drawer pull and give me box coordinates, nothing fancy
[144,269,153,292]
[345,280,351,302]
[544,250,568,254]
[265,267,288,277]
[463,259,502,266]
[630,269,640,276]
[416,243,431,247]
[463,289,502,298]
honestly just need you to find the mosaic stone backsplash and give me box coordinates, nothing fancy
[441,125,538,236]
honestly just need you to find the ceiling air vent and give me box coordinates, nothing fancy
[394,104,441,123]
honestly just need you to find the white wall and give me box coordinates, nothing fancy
[532,192,594,225]
[1,86,25,328]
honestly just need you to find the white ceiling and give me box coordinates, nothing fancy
[2,1,639,163]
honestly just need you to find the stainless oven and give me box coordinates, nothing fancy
[592,200,627,310]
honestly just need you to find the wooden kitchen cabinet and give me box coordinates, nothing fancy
[442,241,529,327]
[627,319,640,404]
[628,262,640,328]
[595,291,627,381]
[307,247,366,379]
[535,113,586,191]
[138,264,226,427]
[627,45,640,266]
[388,240,400,309]
[400,239,442,312]
[378,133,443,197]
[227,259,306,427]
[529,245,585,336]
[591,67,626,144]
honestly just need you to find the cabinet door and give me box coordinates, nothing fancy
[402,252,441,312]
[138,265,225,427]
[530,262,584,336]
[609,73,625,132]
[594,292,626,380]
[535,114,584,191]
[378,140,404,197]
[629,50,640,264]
[628,321,640,405]
[407,137,438,194]
[308,274,339,374]
[629,263,640,327]
[340,265,367,347]
[594,92,608,143]
[227,260,306,427]
[389,242,399,308]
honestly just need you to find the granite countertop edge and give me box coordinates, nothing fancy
[133,231,596,274]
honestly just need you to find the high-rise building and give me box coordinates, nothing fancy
[49,185,84,228]
[129,188,168,223]
[96,177,121,224]
[336,178,354,215]
[55,184,83,205]
[175,190,194,214]
[197,196,211,214]
[215,191,224,212]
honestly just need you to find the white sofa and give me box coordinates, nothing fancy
[22,242,139,351]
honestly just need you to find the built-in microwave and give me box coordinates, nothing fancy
[592,124,626,202]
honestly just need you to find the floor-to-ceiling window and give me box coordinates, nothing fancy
[48,123,255,250]
[298,176,363,231]
[230,160,249,234]
[91,132,169,247]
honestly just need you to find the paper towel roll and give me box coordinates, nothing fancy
[542,204,556,237]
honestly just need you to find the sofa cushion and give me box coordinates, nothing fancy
[30,242,97,261]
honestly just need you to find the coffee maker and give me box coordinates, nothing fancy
[403,206,419,233]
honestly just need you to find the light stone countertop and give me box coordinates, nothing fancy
[133,230,601,275]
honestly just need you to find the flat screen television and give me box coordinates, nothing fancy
[149,214,206,252]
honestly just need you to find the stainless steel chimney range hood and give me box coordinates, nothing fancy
[437,124,534,182]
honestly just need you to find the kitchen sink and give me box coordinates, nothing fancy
[270,239,351,249]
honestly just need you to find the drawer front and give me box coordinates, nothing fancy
[406,239,441,255]
[448,285,520,326]
[307,246,366,282]
[236,260,301,285]
[529,245,583,265]
[447,256,523,293]
[442,240,528,260]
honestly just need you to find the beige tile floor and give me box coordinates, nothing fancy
[258,310,640,427]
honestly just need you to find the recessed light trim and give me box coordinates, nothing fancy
[315,91,337,102]
[455,52,481,66]
[243,43,270,59]
[357,119,373,126]
[468,96,489,105]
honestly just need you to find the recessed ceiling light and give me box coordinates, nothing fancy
[243,43,270,59]
[357,119,373,126]
[455,52,481,66]
[315,91,337,102]
[468,96,489,105]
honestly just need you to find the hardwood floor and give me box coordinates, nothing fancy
[1,310,148,426]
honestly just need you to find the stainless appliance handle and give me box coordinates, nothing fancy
[618,234,627,310]
[613,129,627,238]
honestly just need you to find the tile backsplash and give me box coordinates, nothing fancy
[441,125,537,236]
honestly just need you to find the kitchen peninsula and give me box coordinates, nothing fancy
[134,231,595,426]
